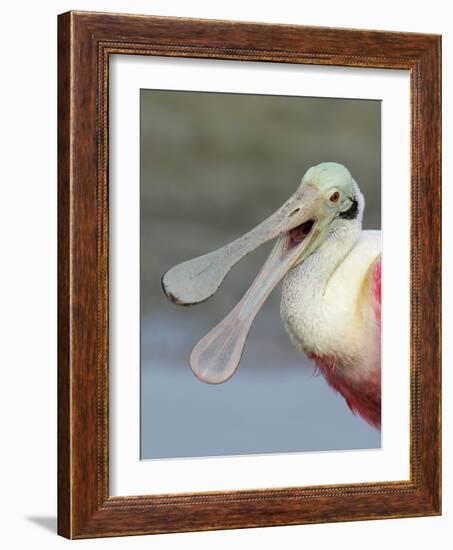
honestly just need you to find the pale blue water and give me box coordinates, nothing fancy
[141,311,380,459]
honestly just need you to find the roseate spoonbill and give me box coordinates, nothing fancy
[162,162,382,429]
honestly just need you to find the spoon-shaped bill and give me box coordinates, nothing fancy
[190,223,319,383]
[162,185,320,306]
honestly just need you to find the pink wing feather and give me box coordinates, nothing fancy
[308,255,382,430]
[372,256,381,329]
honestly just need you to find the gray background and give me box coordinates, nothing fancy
[140,89,381,459]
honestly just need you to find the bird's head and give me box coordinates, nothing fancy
[162,162,365,383]
[163,162,364,303]
[278,162,364,270]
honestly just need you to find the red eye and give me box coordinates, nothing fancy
[330,191,340,203]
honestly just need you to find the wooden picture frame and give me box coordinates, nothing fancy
[58,10,441,539]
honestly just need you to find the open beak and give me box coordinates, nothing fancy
[162,182,325,383]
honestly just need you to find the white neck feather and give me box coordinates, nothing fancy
[280,218,362,358]
[289,220,361,296]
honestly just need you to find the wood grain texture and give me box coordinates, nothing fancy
[57,11,71,538]
[57,10,442,539]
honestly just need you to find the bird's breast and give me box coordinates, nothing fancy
[280,264,360,364]
[280,231,381,378]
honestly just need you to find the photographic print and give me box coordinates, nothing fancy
[140,90,381,460]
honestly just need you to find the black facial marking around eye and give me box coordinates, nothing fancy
[339,196,359,220]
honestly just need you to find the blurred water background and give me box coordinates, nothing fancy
[140,89,381,459]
